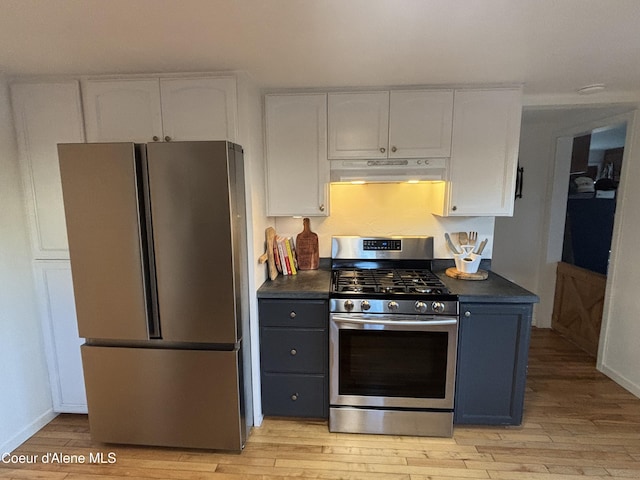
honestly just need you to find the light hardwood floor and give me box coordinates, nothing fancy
[2,328,640,479]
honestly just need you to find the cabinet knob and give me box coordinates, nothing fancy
[319,204,325,212]
[391,146,397,153]
[452,206,458,211]
[464,311,471,317]
[289,311,296,319]
[290,348,297,356]
[291,393,299,401]
[379,147,386,153]
[164,136,172,142]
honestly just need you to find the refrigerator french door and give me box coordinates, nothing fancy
[58,141,251,451]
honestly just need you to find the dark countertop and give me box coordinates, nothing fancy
[257,266,332,299]
[257,259,538,304]
[435,270,539,304]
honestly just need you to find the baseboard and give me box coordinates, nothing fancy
[253,412,264,427]
[598,364,640,399]
[0,409,57,454]
[56,405,88,414]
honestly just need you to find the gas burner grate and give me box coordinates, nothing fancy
[333,268,449,295]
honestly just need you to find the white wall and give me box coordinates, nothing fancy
[493,118,556,324]
[598,109,640,397]
[236,74,269,426]
[275,183,495,258]
[0,75,55,453]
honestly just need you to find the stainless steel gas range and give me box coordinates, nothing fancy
[329,236,459,437]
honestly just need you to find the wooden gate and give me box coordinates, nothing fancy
[551,262,607,357]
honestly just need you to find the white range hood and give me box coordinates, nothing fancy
[329,157,447,183]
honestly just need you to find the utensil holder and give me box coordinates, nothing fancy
[454,252,481,274]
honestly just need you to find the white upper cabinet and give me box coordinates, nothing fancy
[83,76,237,143]
[265,93,329,216]
[11,81,85,259]
[159,77,237,142]
[328,89,453,159]
[328,92,389,159]
[83,78,163,142]
[432,88,522,216]
[388,90,453,158]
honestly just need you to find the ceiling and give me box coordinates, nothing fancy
[2,0,640,101]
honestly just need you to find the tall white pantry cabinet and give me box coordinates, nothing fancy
[11,81,86,413]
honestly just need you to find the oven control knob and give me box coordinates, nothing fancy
[361,300,371,311]
[344,300,354,312]
[387,301,399,311]
[414,301,428,313]
[432,301,446,313]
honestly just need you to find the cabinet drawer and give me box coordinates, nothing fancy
[259,299,327,328]
[261,329,326,373]
[261,373,327,418]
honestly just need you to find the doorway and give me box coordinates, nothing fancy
[492,105,633,331]
[552,123,626,356]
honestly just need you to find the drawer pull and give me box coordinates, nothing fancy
[291,393,299,401]
[290,349,297,356]
[289,311,296,319]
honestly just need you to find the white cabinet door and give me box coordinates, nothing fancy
[441,88,522,216]
[328,92,389,159]
[11,81,85,259]
[265,94,329,216]
[34,261,87,413]
[160,77,237,142]
[82,78,163,142]
[388,90,453,158]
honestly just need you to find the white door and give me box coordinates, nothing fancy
[11,81,85,259]
[265,93,329,216]
[388,90,454,158]
[328,92,389,159]
[160,77,237,142]
[447,89,522,216]
[83,78,163,142]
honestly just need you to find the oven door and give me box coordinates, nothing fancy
[330,313,458,410]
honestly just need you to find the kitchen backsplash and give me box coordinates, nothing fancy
[274,183,495,258]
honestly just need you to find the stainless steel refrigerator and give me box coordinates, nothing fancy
[58,141,252,451]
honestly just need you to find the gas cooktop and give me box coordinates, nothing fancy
[329,236,459,313]
[332,268,449,295]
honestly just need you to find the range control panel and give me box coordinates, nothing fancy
[363,239,402,251]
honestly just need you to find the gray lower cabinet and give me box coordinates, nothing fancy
[454,302,533,425]
[259,298,328,418]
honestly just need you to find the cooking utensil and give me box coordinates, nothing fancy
[444,233,461,254]
[258,227,279,280]
[458,231,468,246]
[475,238,488,255]
[468,231,478,248]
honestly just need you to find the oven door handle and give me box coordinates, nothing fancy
[331,315,457,327]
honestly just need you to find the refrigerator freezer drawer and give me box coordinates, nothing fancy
[81,345,245,451]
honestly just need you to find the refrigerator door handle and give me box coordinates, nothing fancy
[138,146,161,339]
